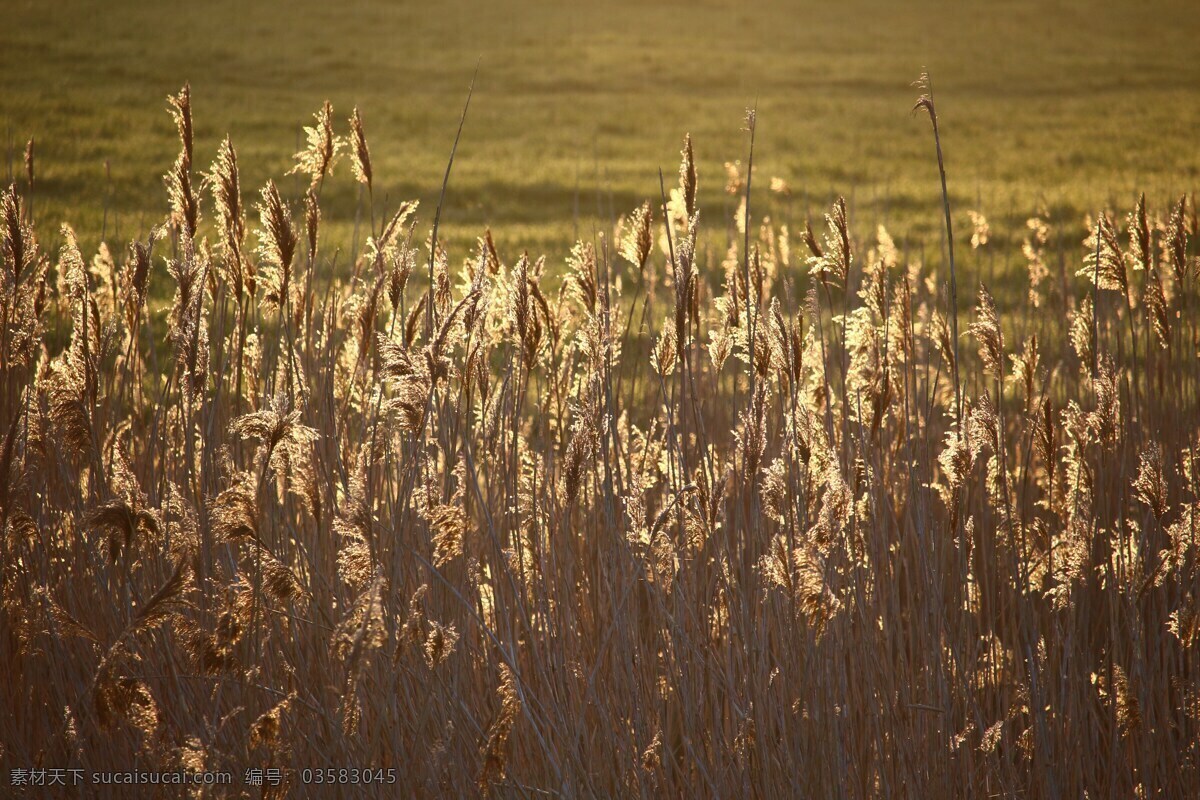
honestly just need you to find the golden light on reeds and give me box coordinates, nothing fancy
[0,81,1198,798]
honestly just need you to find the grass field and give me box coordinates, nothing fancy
[3,0,1199,263]
[4,2,1200,797]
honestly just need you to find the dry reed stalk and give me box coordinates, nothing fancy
[0,85,1195,800]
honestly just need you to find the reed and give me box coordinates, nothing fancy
[1,84,1198,798]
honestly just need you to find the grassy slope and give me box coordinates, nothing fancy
[1,0,1198,272]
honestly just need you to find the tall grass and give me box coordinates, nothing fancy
[1,85,1199,798]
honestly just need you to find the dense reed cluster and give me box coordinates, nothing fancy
[2,86,1199,798]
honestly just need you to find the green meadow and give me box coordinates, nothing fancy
[2,0,1198,275]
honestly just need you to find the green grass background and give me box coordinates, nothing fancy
[2,0,1198,276]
